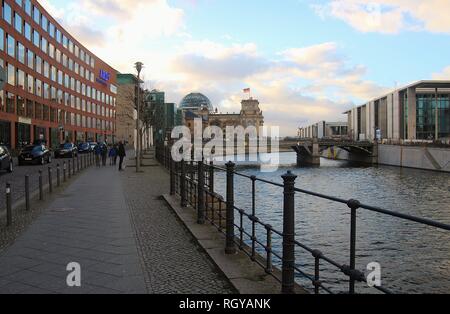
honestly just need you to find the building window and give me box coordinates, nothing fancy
[25,0,32,16]
[14,13,22,33]
[0,27,4,51]
[27,74,34,93]
[33,6,40,24]
[7,64,15,85]
[17,69,25,90]
[7,34,15,57]
[6,92,15,114]
[17,42,25,63]
[17,96,25,116]
[35,55,42,73]
[24,22,31,41]
[26,100,33,118]
[41,15,48,32]
[3,2,12,25]
[35,102,42,120]
[33,29,39,47]
[27,49,33,69]
[35,79,42,97]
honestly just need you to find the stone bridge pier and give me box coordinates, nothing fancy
[293,139,321,167]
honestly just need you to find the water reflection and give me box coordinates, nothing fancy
[213,152,450,293]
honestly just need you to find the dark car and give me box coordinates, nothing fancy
[0,146,13,173]
[55,143,78,159]
[18,144,52,166]
[77,142,93,154]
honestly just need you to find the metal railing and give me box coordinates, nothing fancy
[1,152,96,227]
[156,147,450,294]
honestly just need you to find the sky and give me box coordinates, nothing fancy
[41,0,450,136]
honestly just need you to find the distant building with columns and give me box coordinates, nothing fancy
[345,80,450,143]
[178,93,265,136]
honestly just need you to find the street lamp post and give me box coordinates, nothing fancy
[135,62,144,173]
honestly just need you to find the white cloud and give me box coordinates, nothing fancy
[432,66,450,80]
[313,0,450,34]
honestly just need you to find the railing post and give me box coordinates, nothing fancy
[209,161,214,194]
[39,170,43,200]
[170,158,175,196]
[48,167,53,194]
[25,175,30,211]
[281,170,297,294]
[180,160,187,207]
[197,158,205,224]
[57,164,61,187]
[347,199,360,294]
[225,161,236,255]
[6,182,12,226]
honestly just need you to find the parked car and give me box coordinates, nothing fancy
[18,144,52,166]
[55,143,78,158]
[77,142,93,154]
[0,146,13,173]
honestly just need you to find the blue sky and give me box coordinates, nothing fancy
[43,0,450,135]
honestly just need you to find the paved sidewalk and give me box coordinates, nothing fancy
[0,166,147,294]
[0,153,234,294]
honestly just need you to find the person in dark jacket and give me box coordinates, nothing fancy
[101,142,108,166]
[94,144,102,167]
[109,145,117,166]
[118,142,126,171]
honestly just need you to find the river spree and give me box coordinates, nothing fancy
[213,152,450,294]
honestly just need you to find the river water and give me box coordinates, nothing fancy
[212,152,450,294]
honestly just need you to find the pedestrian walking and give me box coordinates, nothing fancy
[94,144,102,167]
[101,142,108,166]
[118,141,126,171]
[113,144,119,165]
[109,145,117,166]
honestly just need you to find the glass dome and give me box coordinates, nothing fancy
[179,93,213,111]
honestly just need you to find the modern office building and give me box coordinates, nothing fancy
[0,0,117,149]
[345,81,450,142]
[298,121,348,139]
[146,89,175,145]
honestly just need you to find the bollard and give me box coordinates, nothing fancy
[180,160,187,207]
[48,167,53,193]
[77,155,80,172]
[25,175,30,211]
[39,170,43,200]
[281,171,297,294]
[72,157,75,175]
[170,159,175,196]
[68,160,72,178]
[225,161,236,255]
[6,182,12,226]
[57,164,61,187]
[197,159,205,224]
[63,162,67,182]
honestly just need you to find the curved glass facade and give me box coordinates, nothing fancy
[179,93,213,111]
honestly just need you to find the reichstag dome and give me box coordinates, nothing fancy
[179,93,214,112]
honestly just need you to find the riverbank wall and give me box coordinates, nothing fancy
[322,144,450,172]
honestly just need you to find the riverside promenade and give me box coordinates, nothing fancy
[0,153,234,294]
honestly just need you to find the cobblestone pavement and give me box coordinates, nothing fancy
[121,161,236,294]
